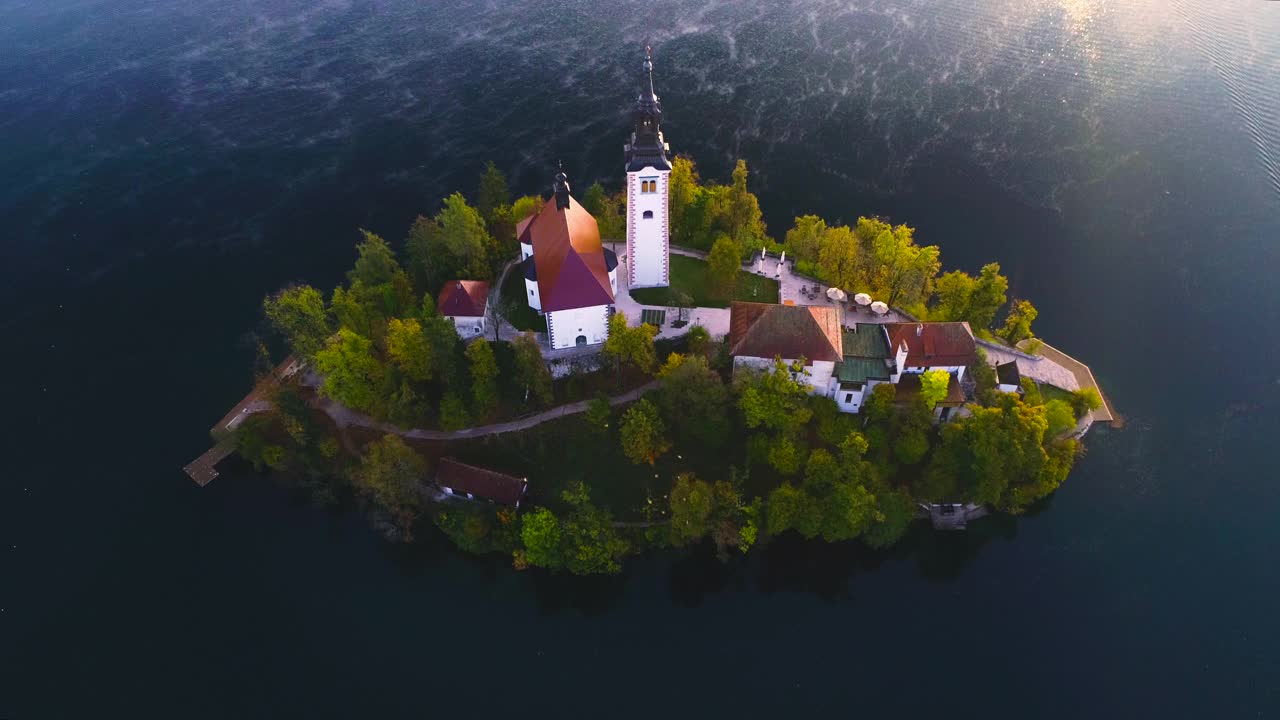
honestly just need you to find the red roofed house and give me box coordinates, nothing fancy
[728,302,845,397]
[883,322,976,381]
[437,280,490,337]
[435,457,528,509]
[518,170,619,350]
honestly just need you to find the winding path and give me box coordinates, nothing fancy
[314,380,659,441]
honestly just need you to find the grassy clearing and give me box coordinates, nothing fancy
[630,254,779,308]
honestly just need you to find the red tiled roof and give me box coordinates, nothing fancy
[525,196,614,312]
[885,322,976,368]
[729,302,843,363]
[436,458,528,507]
[437,280,490,318]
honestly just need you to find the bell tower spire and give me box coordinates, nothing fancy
[623,46,672,289]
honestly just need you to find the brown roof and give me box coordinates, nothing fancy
[436,458,527,507]
[524,196,614,312]
[437,280,490,318]
[894,372,967,408]
[729,302,843,363]
[884,322,976,368]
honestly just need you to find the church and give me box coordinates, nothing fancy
[517,48,673,349]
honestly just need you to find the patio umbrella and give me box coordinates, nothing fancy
[854,293,872,306]
[870,301,889,316]
[826,287,847,302]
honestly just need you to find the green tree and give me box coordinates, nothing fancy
[669,474,715,546]
[686,324,712,356]
[1043,398,1077,439]
[707,233,741,299]
[585,392,613,432]
[582,183,625,240]
[767,482,820,538]
[620,397,671,465]
[465,338,500,418]
[784,215,828,264]
[351,435,426,539]
[999,299,1038,344]
[519,508,562,569]
[864,488,915,549]
[349,230,403,288]
[723,160,766,248]
[767,435,804,475]
[668,156,704,247]
[655,354,731,448]
[1069,387,1103,418]
[968,263,1009,329]
[438,192,495,279]
[924,393,1052,509]
[438,391,470,431]
[892,398,933,465]
[931,270,977,322]
[404,215,443,293]
[263,285,332,359]
[385,317,432,382]
[558,484,630,575]
[816,224,862,292]
[509,195,544,226]
[313,329,387,416]
[858,218,940,309]
[737,359,815,434]
[602,312,658,376]
[512,332,553,407]
[919,368,952,410]
[476,161,511,226]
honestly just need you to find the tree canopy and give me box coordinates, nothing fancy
[263,284,332,359]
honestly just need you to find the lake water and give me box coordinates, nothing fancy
[3,0,1278,716]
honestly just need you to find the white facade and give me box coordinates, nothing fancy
[547,304,611,350]
[900,363,967,381]
[524,274,542,311]
[733,356,837,398]
[446,315,486,338]
[626,167,670,288]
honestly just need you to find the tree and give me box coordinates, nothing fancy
[519,508,562,569]
[351,435,426,539]
[999,299,1038,344]
[784,215,828,264]
[816,224,862,292]
[619,398,670,465]
[263,285,332,359]
[509,195,544,226]
[465,338,500,418]
[512,332,553,407]
[404,215,443,293]
[313,329,387,416]
[476,161,510,227]
[707,233,741,300]
[558,484,629,575]
[968,263,1009,330]
[1069,387,1103,419]
[767,482,820,538]
[919,368,952,410]
[864,487,915,549]
[655,354,731,448]
[737,359,814,434]
[1043,398,1077,439]
[583,183,625,240]
[349,230,403,288]
[767,435,804,475]
[385,317,432,382]
[585,392,612,432]
[686,324,712,356]
[668,156,703,247]
[438,391,470,431]
[892,398,933,465]
[669,474,715,546]
[931,270,977,323]
[924,393,1053,509]
[858,218,940,309]
[437,192,495,280]
[602,312,658,376]
[723,160,766,248]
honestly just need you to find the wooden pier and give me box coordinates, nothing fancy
[183,356,301,486]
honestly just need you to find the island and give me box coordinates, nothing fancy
[188,49,1114,575]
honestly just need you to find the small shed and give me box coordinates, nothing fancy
[438,280,490,337]
[435,457,528,508]
[995,360,1022,394]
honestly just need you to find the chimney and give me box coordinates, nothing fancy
[916,323,923,337]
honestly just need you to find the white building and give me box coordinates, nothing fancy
[728,301,845,398]
[624,47,671,289]
[437,280,489,338]
[517,172,618,350]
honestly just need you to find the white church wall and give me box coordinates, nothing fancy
[524,276,541,311]
[547,305,611,350]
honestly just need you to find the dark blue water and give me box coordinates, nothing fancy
[3,1,1279,716]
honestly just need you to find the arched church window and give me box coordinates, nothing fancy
[643,210,653,219]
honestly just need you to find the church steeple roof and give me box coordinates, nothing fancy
[625,46,671,172]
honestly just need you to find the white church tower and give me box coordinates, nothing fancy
[624,47,671,289]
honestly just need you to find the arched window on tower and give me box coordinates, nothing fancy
[643,210,653,219]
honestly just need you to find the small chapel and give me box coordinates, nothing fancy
[516,48,673,349]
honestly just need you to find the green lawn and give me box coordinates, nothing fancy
[498,264,546,332]
[630,254,779,308]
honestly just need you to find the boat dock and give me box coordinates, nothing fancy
[182,356,302,486]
